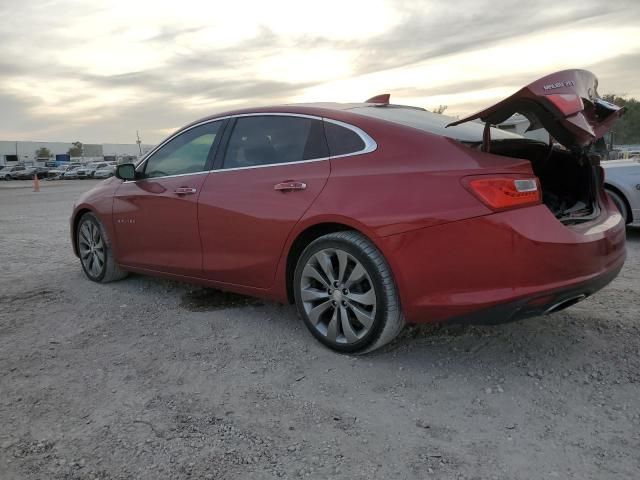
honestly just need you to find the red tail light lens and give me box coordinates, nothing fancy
[467,177,541,210]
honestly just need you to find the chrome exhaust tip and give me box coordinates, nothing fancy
[544,294,587,315]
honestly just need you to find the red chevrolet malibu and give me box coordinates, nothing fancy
[71,69,626,353]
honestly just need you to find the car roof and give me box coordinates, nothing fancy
[182,102,522,143]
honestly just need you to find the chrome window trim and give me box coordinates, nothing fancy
[132,112,377,180]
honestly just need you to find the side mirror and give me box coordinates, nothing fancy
[115,163,136,180]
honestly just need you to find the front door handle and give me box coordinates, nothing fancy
[174,187,197,195]
[274,181,307,192]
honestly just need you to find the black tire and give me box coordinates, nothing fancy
[293,231,404,354]
[606,188,630,224]
[77,212,128,283]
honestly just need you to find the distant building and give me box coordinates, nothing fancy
[0,140,155,166]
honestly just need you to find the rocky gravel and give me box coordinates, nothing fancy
[1,180,639,479]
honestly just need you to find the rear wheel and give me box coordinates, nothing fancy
[606,188,629,224]
[77,213,128,283]
[294,231,404,354]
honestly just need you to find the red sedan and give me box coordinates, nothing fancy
[71,69,626,353]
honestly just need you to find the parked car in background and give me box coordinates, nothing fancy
[62,165,82,179]
[77,162,111,179]
[46,164,72,179]
[93,164,117,179]
[12,166,52,180]
[71,69,626,353]
[1,165,26,180]
[603,158,640,226]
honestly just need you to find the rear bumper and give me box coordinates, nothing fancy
[443,262,622,325]
[379,204,626,324]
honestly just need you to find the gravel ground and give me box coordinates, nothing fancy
[1,180,639,480]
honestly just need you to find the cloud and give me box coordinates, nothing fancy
[0,0,639,143]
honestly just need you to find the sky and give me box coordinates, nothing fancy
[1,0,639,144]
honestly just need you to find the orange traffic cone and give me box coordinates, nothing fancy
[33,173,40,192]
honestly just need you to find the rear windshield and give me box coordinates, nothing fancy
[349,106,522,142]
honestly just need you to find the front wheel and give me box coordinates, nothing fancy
[77,212,128,283]
[294,231,404,354]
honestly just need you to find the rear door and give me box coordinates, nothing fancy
[447,69,624,150]
[112,120,225,276]
[198,114,330,288]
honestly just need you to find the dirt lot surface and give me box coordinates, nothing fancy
[1,180,639,480]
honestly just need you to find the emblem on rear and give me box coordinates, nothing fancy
[543,80,576,91]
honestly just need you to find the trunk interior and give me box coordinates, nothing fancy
[485,139,600,224]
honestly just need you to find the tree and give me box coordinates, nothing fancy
[35,147,51,159]
[68,141,83,157]
[431,105,448,115]
[602,94,640,145]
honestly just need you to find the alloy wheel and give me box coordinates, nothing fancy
[78,220,106,278]
[300,248,377,345]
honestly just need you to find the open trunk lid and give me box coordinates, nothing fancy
[447,69,624,151]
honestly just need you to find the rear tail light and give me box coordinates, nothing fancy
[467,176,541,211]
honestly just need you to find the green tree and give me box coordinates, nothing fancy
[602,94,640,145]
[35,147,51,159]
[68,141,83,156]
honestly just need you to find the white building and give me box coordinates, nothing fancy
[0,140,155,166]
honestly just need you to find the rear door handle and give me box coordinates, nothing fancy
[274,181,307,192]
[174,187,197,195]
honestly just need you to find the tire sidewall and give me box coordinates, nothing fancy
[77,213,108,282]
[294,236,391,354]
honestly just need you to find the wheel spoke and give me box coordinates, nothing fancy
[80,247,92,259]
[308,300,333,325]
[91,224,100,242]
[301,287,330,302]
[345,263,366,288]
[314,251,336,284]
[302,264,330,289]
[346,289,375,306]
[80,224,91,244]
[326,308,338,342]
[340,306,359,343]
[336,250,349,284]
[348,303,374,329]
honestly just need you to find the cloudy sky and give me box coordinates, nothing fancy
[1,0,639,144]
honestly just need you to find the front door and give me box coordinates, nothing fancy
[113,120,224,276]
[198,114,330,288]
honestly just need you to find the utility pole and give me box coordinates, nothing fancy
[136,131,143,156]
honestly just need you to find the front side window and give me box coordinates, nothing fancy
[223,116,328,169]
[143,121,222,178]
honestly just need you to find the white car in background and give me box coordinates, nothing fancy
[76,162,111,179]
[61,165,83,179]
[93,164,116,179]
[603,158,640,226]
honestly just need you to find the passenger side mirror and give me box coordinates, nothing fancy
[115,163,136,180]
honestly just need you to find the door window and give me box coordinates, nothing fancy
[143,121,222,178]
[223,116,328,169]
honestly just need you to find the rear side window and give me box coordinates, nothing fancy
[324,121,366,156]
[223,116,328,169]
[143,121,222,178]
